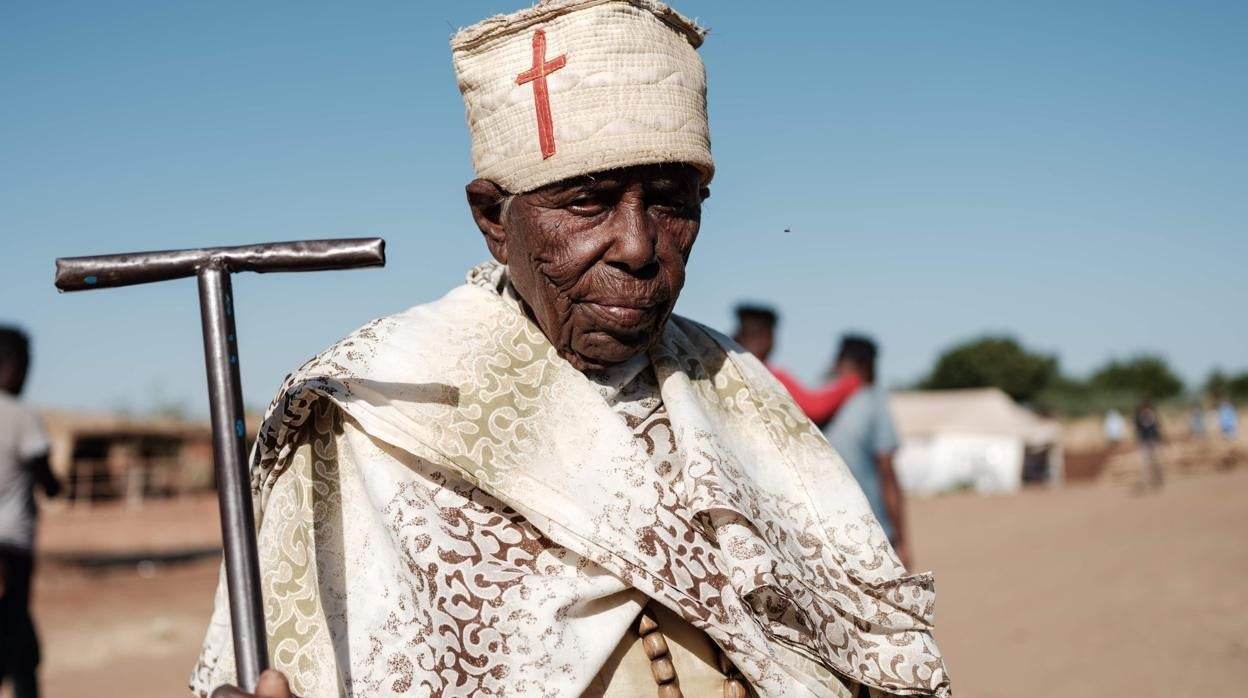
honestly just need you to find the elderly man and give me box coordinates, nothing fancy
[198,1,949,697]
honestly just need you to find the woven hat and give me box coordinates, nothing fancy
[452,0,713,194]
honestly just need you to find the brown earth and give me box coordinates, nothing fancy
[10,469,1248,698]
[913,468,1248,697]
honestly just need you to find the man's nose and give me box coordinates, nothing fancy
[603,200,659,277]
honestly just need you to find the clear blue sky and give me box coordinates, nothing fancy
[3,1,1245,415]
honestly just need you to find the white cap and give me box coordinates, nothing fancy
[452,0,713,194]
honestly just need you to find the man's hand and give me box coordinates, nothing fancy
[211,670,293,698]
[877,452,911,571]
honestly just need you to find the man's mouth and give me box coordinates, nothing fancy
[579,300,662,326]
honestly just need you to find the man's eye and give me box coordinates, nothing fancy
[651,198,693,215]
[566,197,605,213]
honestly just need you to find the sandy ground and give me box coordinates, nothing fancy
[912,469,1248,697]
[11,469,1248,698]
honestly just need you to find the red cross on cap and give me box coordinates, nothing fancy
[515,29,567,159]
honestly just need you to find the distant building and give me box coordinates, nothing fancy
[40,410,257,505]
[889,388,1064,494]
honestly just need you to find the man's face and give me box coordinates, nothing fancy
[0,359,27,396]
[733,328,774,364]
[835,356,862,380]
[467,163,706,372]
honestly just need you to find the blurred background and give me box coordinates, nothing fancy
[2,1,1245,696]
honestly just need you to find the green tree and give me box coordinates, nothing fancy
[919,336,1058,403]
[1231,374,1248,403]
[1205,370,1230,398]
[1208,369,1248,403]
[1090,355,1184,400]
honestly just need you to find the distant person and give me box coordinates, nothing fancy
[0,327,61,698]
[731,304,861,426]
[1134,398,1164,490]
[823,336,910,568]
[1103,409,1126,446]
[1189,402,1207,438]
[1213,398,1240,470]
[1217,399,1238,440]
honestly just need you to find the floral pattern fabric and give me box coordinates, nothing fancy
[190,263,949,697]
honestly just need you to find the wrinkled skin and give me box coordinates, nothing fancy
[467,163,709,372]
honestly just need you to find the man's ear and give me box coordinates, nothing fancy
[466,178,510,264]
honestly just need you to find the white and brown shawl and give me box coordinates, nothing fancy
[190,263,950,697]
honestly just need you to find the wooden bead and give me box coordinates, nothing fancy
[650,656,677,684]
[638,611,659,635]
[642,631,670,659]
[722,678,749,698]
[657,683,684,698]
[716,650,733,675]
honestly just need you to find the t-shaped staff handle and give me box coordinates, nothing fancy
[55,238,385,692]
[55,237,385,291]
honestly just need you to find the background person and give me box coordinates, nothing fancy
[1134,397,1164,489]
[1103,408,1126,447]
[731,304,861,426]
[1215,397,1240,470]
[1189,401,1207,438]
[0,327,62,698]
[1217,398,1238,440]
[823,335,910,568]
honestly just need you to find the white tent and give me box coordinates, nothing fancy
[889,388,1063,494]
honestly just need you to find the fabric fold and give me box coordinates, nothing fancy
[199,263,948,697]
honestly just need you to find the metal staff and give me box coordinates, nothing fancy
[54,238,386,691]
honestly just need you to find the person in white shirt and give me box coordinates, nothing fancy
[0,327,62,698]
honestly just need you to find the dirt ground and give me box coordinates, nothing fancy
[12,469,1248,697]
[912,468,1248,697]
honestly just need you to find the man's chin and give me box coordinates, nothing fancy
[567,329,657,371]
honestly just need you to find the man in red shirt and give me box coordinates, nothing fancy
[731,305,861,427]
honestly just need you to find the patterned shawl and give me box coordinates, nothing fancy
[191,263,950,697]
